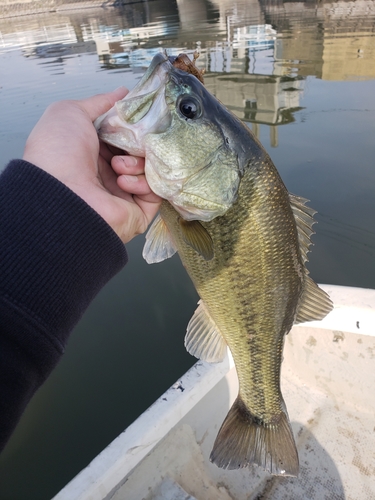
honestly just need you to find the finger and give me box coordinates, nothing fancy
[112,155,145,176]
[80,87,129,122]
[99,142,114,164]
[98,156,132,200]
[107,144,128,156]
[133,194,162,228]
[99,141,128,166]
[117,174,161,200]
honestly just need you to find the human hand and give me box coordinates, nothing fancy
[23,88,162,243]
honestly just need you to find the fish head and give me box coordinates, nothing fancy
[96,52,256,221]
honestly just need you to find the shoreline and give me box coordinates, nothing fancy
[0,0,115,19]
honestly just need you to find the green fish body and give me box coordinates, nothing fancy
[95,52,333,476]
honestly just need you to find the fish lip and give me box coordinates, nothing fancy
[125,51,171,99]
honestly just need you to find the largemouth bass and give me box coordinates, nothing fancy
[95,52,333,476]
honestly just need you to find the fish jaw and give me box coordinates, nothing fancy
[94,52,172,156]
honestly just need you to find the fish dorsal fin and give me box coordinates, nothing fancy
[185,300,227,363]
[295,276,333,324]
[142,214,177,264]
[289,193,334,323]
[289,193,317,264]
[179,219,214,261]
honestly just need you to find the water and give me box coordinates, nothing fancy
[0,0,374,497]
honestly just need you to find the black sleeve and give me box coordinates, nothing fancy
[0,160,128,452]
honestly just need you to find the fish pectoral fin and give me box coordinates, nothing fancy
[185,300,227,363]
[142,214,177,264]
[179,219,214,261]
[295,276,333,324]
[210,396,299,476]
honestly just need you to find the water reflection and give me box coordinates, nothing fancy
[1,0,374,142]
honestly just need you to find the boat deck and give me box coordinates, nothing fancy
[54,285,375,500]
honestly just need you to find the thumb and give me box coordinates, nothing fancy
[79,87,129,122]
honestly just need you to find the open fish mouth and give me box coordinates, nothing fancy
[94,52,173,155]
[117,51,171,114]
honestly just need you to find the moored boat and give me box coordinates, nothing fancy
[54,284,375,500]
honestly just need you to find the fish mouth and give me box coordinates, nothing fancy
[94,52,173,155]
[124,51,170,102]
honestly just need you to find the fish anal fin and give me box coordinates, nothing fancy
[142,214,177,264]
[185,300,227,363]
[210,396,299,476]
[295,276,333,324]
[179,219,214,261]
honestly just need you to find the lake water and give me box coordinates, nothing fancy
[0,0,374,498]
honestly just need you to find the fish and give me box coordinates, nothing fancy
[95,52,333,476]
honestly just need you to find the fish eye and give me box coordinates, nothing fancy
[178,97,200,120]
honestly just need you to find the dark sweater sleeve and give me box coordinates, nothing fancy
[0,160,128,451]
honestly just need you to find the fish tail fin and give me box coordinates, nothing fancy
[210,396,299,476]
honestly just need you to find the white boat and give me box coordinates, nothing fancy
[54,284,375,500]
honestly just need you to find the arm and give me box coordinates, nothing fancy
[0,89,161,452]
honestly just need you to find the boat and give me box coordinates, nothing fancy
[53,284,375,499]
